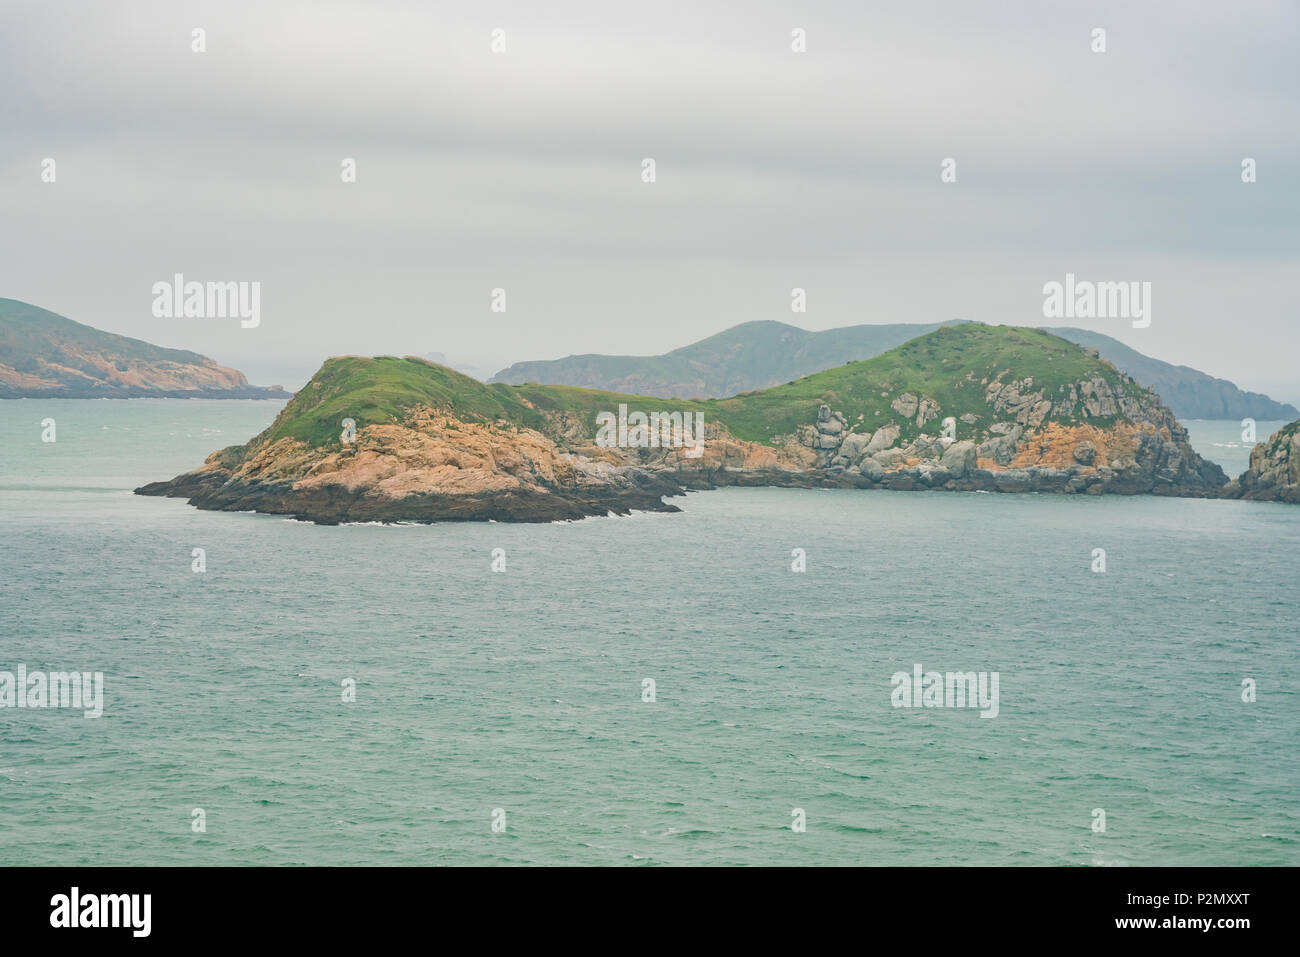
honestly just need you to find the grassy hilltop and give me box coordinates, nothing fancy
[257,355,548,447]
[699,324,1144,443]
[253,324,1151,452]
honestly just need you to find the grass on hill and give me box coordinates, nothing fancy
[249,326,1151,453]
[698,324,1146,443]
[256,356,548,448]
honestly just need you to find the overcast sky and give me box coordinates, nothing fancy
[2,1,1296,400]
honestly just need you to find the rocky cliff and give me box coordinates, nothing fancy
[1222,421,1300,504]
[138,407,683,523]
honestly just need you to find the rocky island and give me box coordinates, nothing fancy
[1223,419,1300,504]
[136,325,1239,524]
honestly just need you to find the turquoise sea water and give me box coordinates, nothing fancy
[1,400,1297,866]
[1183,419,1288,480]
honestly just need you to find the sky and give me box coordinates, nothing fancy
[2,1,1296,400]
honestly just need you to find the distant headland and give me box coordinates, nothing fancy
[0,298,290,400]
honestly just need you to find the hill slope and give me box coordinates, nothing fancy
[491,320,962,398]
[1043,327,1297,420]
[0,298,289,398]
[138,325,1230,523]
[494,318,1295,421]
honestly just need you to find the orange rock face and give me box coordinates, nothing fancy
[1008,423,1121,470]
[230,412,596,501]
[197,403,823,509]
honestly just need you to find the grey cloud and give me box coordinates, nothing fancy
[0,0,1295,398]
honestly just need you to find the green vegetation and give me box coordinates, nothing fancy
[494,313,1297,421]
[256,325,1155,451]
[0,297,211,366]
[700,324,1146,443]
[510,382,710,425]
[257,356,548,448]
[1269,419,1300,444]
[492,319,962,397]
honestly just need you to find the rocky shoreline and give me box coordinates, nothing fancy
[136,399,1231,525]
[134,450,1227,526]
[136,466,684,524]
[134,333,1285,524]
[134,412,690,524]
[605,392,1229,503]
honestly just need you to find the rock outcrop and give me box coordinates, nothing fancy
[137,407,687,524]
[1222,421,1300,504]
[809,403,1224,498]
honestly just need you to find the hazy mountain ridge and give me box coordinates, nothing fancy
[1043,327,1297,421]
[0,298,290,399]
[491,320,959,399]
[493,319,1296,421]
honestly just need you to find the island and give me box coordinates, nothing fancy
[135,324,1245,524]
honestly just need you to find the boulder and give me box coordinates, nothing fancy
[916,396,941,426]
[1028,467,1070,490]
[917,465,953,487]
[891,393,919,418]
[977,426,1022,467]
[910,434,942,459]
[870,449,909,470]
[993,469,1031,491]
[865,424,901,455]
[838,432,873,462]
[940,440,977,478]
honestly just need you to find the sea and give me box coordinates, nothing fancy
[1,400,1296,865]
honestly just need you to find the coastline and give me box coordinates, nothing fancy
[136,454,1232,526]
